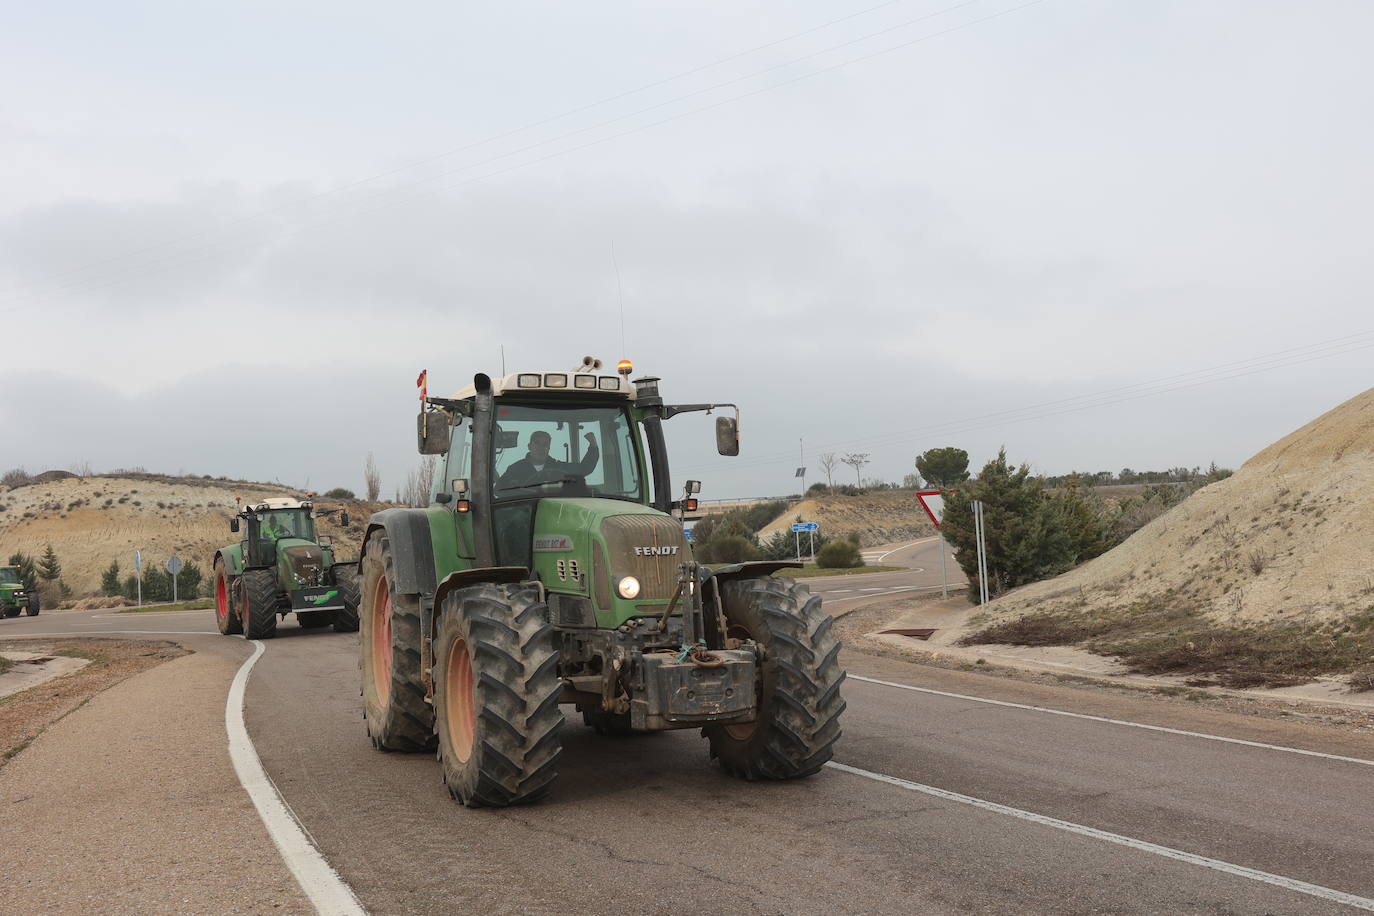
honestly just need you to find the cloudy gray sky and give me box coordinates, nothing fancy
[2,0,1372,499]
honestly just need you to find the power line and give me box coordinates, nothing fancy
[0,0,936,301]
[0,0,1036,313]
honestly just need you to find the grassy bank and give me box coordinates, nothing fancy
[959,589,1374,690]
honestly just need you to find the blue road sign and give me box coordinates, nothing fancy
[791,522,819,532]
[684,528,695,542]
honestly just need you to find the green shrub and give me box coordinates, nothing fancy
[817,540,863,568]
[701,535,760,564]
[324,487,356,499]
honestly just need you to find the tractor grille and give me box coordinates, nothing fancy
[283,545,325,585]
[600,514,689,601]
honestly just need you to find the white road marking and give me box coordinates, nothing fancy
[227,641,367,915]
[873,537,939,562]
[827,762,1374,911]
[849,675,1374,767]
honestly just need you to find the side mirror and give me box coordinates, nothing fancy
[497,430,519,449]
[715,416,739,456]
[417,410,452,455]
[339,511,350,528]
[230,518,240,533]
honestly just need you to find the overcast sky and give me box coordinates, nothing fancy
[2,0,1372,499]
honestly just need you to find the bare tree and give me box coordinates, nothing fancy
[402,456,437,507]
[819,453,839,488]
[841,453,870,487]
[364,452,381,501]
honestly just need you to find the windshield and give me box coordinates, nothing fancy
[0,568,19,584]
[492,402,644,501]
[257,509,314,540]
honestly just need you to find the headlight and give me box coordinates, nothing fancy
[616,576,640,599]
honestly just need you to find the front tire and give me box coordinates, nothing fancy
[240,569,278,640]
[25,594,39,616]
[359,529,433,751]
[434,582,564,806]
[213,559,242,635]
[332,564,360,633]
[703,576,845,780]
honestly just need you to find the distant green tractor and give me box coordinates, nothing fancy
[358,357,845,807]
[211,498,360,638]
[0,565,39,618]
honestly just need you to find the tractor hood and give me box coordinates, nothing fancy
[533,497,670,533]
[276,538,328,585]
[532,498,692,617]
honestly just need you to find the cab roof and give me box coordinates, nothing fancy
[452,370,635,400]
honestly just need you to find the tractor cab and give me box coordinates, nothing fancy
[420,357,737,627]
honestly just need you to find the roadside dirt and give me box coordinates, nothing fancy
[0,637,189,766]
[836,594,1374,735]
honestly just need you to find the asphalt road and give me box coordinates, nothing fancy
[8,573,1374,915]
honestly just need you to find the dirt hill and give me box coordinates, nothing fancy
[758,491,936,545]
[979,388,1374,627]
[0,474,384,596]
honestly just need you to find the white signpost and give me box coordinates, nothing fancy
[790,521,819,560]
[972,500,990,605]
[916,490,950,597]
[134,549,142,608]
[166,556,183,603]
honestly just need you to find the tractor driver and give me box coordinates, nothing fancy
[264,514,292,540]
[497,429,599,491]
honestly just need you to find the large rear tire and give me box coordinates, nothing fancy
[25,594,39,616]
[703,576,845,780]
[213,559,242,636]
[241,569,279,640]
[434,582,564,806]
[359,529,434,751]
[332,564,360,633]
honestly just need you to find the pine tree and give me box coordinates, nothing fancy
[178,561,204,600]
[38,543,62,582]
[101,560,122,596]
[942,449,1080,603]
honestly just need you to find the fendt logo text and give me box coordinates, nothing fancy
[633,546,680,556]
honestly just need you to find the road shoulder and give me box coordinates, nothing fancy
[0,638,313,915]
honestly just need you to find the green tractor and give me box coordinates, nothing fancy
[358,357,845,807]
[0,565,39,617]
[211,498,360,638]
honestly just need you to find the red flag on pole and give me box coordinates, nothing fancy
[417,369,428,404]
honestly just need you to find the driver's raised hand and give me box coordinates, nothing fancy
[584,432,598,447]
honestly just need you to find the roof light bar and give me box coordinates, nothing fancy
[544,373,568,388]
[574,374,596,389]
[517,373,541,388]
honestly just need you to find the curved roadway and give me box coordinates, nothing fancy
[4,575,1374,914]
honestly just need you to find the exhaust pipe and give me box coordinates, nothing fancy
[470,373,496,568]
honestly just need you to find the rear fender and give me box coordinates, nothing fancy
[706,560,802,585]
[215,545,246,578]
[358,508,438,597]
